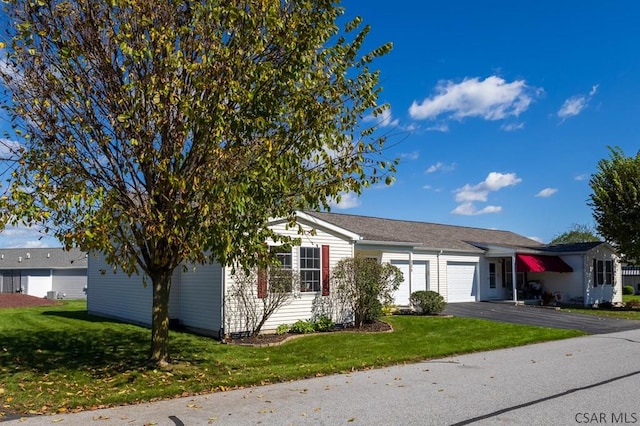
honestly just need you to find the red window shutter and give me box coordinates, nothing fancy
[321,245,330,296]
[257,267,267,298]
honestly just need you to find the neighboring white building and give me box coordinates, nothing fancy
[87,211,623,337]
[622,266,640,294]
[0,247,88,299]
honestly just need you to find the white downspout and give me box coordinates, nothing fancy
[220,266,226,338]
[409,251,413,296]
[512,255,517,305]
[437,250,442,293]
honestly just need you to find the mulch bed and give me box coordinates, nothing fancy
[0,294,61,309]
[226,320,393,347]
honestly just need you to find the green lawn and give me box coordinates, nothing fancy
[562,294,640,320]
[0,300,583,418]
[624,294,640,303]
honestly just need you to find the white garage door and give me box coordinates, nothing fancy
[27,270,53,298]
[390,261,428,306]
[446,262,477,303]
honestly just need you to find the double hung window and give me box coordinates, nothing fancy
[299,247,321,292]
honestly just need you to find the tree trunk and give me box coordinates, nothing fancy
[150,271,172,366]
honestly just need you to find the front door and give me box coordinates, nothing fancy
[488,262,498,299]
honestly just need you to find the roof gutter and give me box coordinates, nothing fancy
[355,240,420,248]
[356,241,483,255]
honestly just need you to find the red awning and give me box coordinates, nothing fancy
[516,254,573,273]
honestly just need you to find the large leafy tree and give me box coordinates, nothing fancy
[590,146,640,261]
[0,0,394,365]
[550,224,600,245]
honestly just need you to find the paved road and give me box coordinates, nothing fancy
[5,329,640,425]
[444,301,640,334]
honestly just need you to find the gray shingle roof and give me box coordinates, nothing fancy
[0,247,87,269]
[304,211,543,253]
[538,242,605,253]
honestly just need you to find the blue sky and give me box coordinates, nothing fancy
[1,1,640,247]
[328,0,640,243]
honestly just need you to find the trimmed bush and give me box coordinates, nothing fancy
[289,320,316,334]
[275,324,290,335]
[410,290,446,315]
[314,315,335,332]
[331,257,403,328]
[623,285,635,295]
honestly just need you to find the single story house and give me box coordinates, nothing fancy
[87,211,622,337]
[0,247,88,299]
[622,266,640,294]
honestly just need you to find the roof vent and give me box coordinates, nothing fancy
[18,256,22,262]
[26,253,30,259]
[47,253,50,258]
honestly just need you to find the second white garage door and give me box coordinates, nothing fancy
[390,260,428,306]
[446,262,477,303]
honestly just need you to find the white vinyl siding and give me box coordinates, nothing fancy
[87,254,152,326]
[179,262,223,336]
[223,219,355,334]
[52,268,87,299]
[87,254,182,326]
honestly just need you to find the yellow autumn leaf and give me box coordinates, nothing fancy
[0,42,5,49]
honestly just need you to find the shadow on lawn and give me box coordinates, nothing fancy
[0,310,207,376]
[0,329,150,376]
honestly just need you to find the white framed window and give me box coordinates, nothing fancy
[299,247,321,292]
[489,263,497,289]
[503,259,513,288]
[272,248,292,270]
[269,247,293,293]
[594,259,614,286]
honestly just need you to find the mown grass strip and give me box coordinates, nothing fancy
[0,300,583,417]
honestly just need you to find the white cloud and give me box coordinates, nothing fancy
[425,123,449,132]
[0,138,22,160]
[500,122,525,132]
[557,96,588,119]
[363,108,399,128]
[451,172,521,216]
[574,174,588,181]
[451,202,502,216]
[399,151,419,161]
[536,187,558,198]
[404,123,419,132]
[425,162,456,174]
[0,225,60,248]
[409,76,539,122]
[328,192,361,209]
[422,185,442,192]
[455,172,522,203]
[558,84,599,120]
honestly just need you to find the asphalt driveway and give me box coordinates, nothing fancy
[443,301,640,334]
